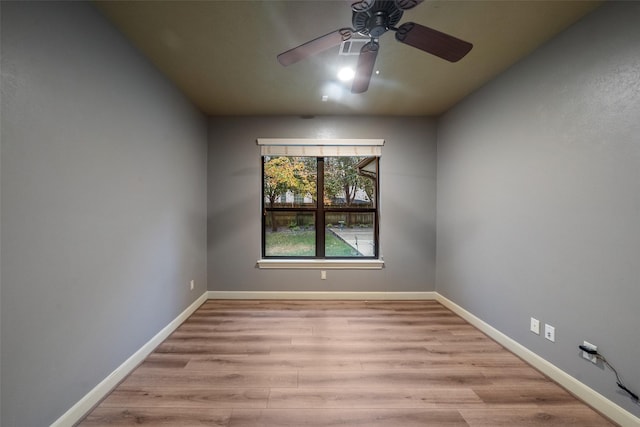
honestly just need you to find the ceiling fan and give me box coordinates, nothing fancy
[277,0,473,93]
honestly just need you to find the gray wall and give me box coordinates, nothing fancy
[2,0,636,424]
[208,116,437,292]
[0,2,208,426]
[436,1,640,416]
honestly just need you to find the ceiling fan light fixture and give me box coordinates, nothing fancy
[337,67,356,81]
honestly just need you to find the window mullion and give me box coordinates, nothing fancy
[316,157,325,257]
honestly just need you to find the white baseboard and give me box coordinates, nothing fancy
[207,291,438,300]
[435,294,639,427]
[51,291,208,427]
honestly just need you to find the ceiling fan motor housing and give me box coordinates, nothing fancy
[353,0,403,38]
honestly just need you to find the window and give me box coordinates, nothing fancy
[258,139,383,266]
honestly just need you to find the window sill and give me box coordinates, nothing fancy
[257,259,384,270]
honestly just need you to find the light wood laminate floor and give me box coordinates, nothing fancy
[79,300,615,426]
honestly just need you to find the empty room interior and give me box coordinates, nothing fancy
[1,1,639,426]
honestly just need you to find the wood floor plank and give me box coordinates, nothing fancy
[480,367,552,386]
[121,368,298,388]
[318,325,481,335]
[228,408,469,427]
[422,341,507,355]
[80,407,231,426]
[185,355,363,371]
[347,317,469,326]
[359,353,528,370]
[267,387,483,409]
[291,332,442,345]
[165,332,293,345]
[181,326,313,335]
[79,300,617,426]
[154,342,271,355]
[189,318,350,328]
[99,387,270,409]
[267,343,435,357]
[471,384,580,407]
[298,369,491,388]
[435,333,495,343]
[138,353,193,369]
[460,407,614,426]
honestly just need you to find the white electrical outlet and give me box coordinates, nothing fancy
[530,317,540,335]
[582,341,598,364]
[321,270,327,280]
[190,280,195,290]
[544,324,555,342]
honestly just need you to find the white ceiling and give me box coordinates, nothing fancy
[95,0,602,116]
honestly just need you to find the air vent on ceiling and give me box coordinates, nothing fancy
[339,39,369,55]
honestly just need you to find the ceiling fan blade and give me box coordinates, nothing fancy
[352,41,379,94]
[348,0,374,12]
[395,22,472,62]
[394,0,423,10]
[277,28,353,67]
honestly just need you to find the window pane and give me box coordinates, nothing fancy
[263,156,317,208]
[265,212,316,256]
[325,213,375,257]
[324,156,376,208]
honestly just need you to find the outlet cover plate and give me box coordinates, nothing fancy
[530,317,540,335]
[582,341,598,364]
[544,324,555,342]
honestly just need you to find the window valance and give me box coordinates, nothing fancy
[257,138,384,157]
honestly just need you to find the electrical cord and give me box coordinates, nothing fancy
[579,344,639,401]
[598,356,639,402]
